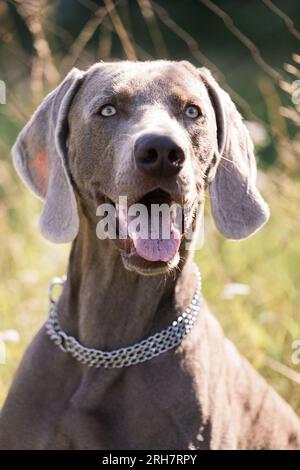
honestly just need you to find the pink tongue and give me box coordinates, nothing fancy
[130,221,181,262]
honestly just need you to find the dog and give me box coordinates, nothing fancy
[1,60,300,449]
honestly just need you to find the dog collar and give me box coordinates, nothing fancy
[45,265,202,369]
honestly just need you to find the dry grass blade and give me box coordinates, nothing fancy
[104,0,137,60]
[60,4,112,74]
[137,0,168,58]
[279,80,293,94]
[78,0,151,60]
[265,356,300,385]
[199,0,283,83]
[293,53,300,64]
[13,0,59,91]
[280,106,300,126]
[284,63,300,78]
[152,1,222,76]
[262,0,300,42]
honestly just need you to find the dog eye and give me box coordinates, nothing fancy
[100,104,117,117]
[184,105,201,119]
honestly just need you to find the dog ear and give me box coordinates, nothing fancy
[199,67,270,239]
[12,68,84,243]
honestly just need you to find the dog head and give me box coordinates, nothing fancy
[13,60,269,275]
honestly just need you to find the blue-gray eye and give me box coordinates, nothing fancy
[100,104,117,117]
[185,105,200,119]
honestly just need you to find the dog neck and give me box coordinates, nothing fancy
[56,215,197,351]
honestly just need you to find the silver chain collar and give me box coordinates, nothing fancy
[45,265,202,369]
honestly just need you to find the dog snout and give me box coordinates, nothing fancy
[134,134,185,178]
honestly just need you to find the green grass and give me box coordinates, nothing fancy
[0,156,69,405]
[1,147,300,413]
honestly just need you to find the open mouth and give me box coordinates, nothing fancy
[117,189,194,273]
[100,188,196,274]
[125,189,181,261]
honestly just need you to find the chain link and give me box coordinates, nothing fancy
[45,265,202,368]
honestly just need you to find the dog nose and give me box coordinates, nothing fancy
[134,134,185,177]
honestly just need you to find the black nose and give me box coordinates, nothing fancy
[134,134,185,177]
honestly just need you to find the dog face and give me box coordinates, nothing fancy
[67,61,217,273]
[68,61,213,209]
[12,60,269,276]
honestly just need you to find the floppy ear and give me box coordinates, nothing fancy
[12,68,84,243]
[199,67,270,239]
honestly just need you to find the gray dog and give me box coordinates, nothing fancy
[1,60,300,450]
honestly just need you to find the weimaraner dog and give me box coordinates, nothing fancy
[1,60,300,450]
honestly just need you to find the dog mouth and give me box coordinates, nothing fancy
[121,189,181,263]
[103,188,197,274]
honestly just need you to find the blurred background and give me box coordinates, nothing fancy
[0,0,300,413]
